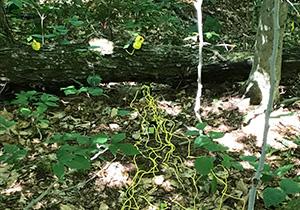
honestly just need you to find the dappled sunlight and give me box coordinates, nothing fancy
[242,108,299,150]
[95,162,135,190]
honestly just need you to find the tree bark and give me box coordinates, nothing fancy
[0,44,252,87]
[243,0,288,105]
[0,44,299,92]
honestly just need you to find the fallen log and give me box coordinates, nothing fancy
[0,44,299,91]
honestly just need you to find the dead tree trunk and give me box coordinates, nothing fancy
[0,44,251,85]
[0,44,299,91]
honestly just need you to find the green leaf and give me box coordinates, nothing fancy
[194,156,215,176]
[108,144,118,156]
[240,155,257,163]
[117,109,131,116]
[111,133,126,144]
[194,135,211,147]
[185,130,199,136]
[92,134,108,144]
[87,87,103,96]
[0,144,27,164]
[0,116,16,131]
[210,175,217,193]
[195,122,207,130]
[60,86,78,95]
[40,93,59,107]
[10,0,23,8]
[19,107,32,117]
[56,145,75,163]
[285,198,300,210]
[280,179,300,195]
[52,162,65,180]
[263,187,286,207]
[69,16,84,27]
[117,143,140,156]
[76,135,90,144]
[204,142,228,152]
[87,75,102,87]
[221,154,232,168]
[65,155,90,170]
[274,164,294,177]
[208,131,224,139]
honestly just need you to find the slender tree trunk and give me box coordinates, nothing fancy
[243,0,288,106]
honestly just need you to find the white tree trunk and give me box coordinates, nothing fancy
[244,0,288,107]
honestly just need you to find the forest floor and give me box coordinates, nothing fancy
[1,78,299,210]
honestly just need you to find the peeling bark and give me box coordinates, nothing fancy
[244,0,288,106]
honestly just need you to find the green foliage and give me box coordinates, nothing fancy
[0,144,27,164]
[194,156,215,176]
[11,91,59,129]
[203,16,221,41]
[284,198,300,210]
[263,187,286,208]
[186,123,242,175]
[0,116,15,134]
[87,75,102,87]
[242,155,299,208]
[49,132,139,179]
[280,179,300,195]
[61,75,104,96]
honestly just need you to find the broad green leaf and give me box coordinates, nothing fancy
[108,144,118,156]
[263,187,286,207]
[78,87,88,93]
[41,93,59,101]
[274,164,294,177]
[280,179,300,195]
[48,134,64,143]
[204,142,228,152]
[208,131,224,139]
[36,104,48,114]
[232,162,243,171]
[221,154,232,168]
[240,155,257,163]
[65,156,90,170]
[195,122,207,130]
[92,134,108,144]
[76,135,90,144]
[194,156,215,176]
[117,143,140,156]
[0,144,27,164]
[52,162,65,180]
[57,145,75,163]
[111,133,126,144]
[194,135,211,147]
[60,86,78,95]
[87,75,102,87]
[185,130,199,136]
[87,87,103,96]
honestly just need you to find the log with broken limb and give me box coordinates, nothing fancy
[0,44,299,90]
